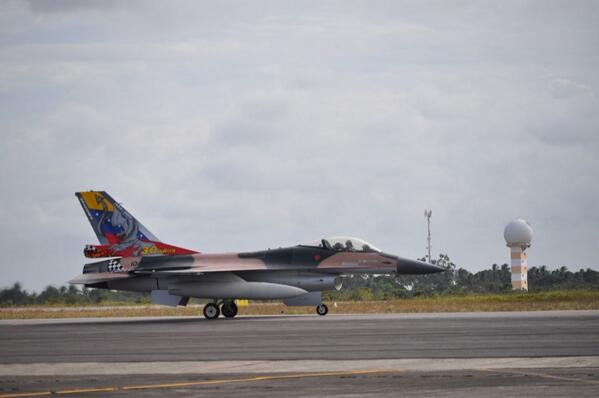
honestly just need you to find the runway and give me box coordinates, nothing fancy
[1,311,598,397]
[1,311,598,363]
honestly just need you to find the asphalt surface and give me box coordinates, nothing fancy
[1,311,598,363]
[1,311,598,397]
[1,368,598,398]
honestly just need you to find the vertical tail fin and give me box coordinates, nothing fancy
[76,191,198,258]
[76,191,159,245]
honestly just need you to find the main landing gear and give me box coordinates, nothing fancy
[221,301,238,318]
[316,304,328,316]
[203,300,238,320]
[203,303,220,319]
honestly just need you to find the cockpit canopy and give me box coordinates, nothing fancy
[301,236,382,253]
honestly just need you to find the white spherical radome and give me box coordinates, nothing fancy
[504,219,533,246]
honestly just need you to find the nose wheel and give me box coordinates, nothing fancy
[316,304,328,316]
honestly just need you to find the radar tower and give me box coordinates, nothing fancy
[504,219,534,291]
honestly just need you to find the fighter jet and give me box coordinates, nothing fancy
[70,191,443,319]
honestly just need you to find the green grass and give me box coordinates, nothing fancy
[1,290,597,319]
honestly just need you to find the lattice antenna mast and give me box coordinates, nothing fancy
[424,209,432,263]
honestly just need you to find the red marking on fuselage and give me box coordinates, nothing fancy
[84,240,198,258]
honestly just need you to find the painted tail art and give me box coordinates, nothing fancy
[76,191,197,258]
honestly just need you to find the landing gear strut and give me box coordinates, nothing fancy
[316,304,328,316]
[203,303,220,320]
[221,301,238,318]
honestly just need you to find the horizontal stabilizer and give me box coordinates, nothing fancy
[69,272,132,285]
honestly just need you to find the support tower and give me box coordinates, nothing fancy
[424,209,432,263]
[503,219,533,291]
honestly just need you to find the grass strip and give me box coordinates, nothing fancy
[1,290,598,319]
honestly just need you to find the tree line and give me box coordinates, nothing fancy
[0,284,147,306]
[325,254,599,301]
[1,254,598,306]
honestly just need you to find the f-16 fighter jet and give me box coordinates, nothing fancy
[70,191,443,319]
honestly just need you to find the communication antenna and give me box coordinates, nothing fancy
[424,209,432,263]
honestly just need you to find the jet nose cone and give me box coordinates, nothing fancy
[394,256,445,275]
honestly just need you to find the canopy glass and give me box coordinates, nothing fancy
[301,236,381,253]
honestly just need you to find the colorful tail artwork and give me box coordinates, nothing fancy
[76,191,197,258]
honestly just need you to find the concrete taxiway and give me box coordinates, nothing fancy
[0,311,598,397]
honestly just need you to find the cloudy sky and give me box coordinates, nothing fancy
[1,1,598,291]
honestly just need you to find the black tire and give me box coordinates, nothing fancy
[316,304,328,316]
[222,301,238,318]
[203,303,220,319]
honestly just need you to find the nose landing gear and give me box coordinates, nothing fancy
[316,304,328,316]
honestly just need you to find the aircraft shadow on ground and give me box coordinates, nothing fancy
[51,314,304,327]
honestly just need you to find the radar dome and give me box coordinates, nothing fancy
[504,219,533,246]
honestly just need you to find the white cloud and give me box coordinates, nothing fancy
[0,1,598,290]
